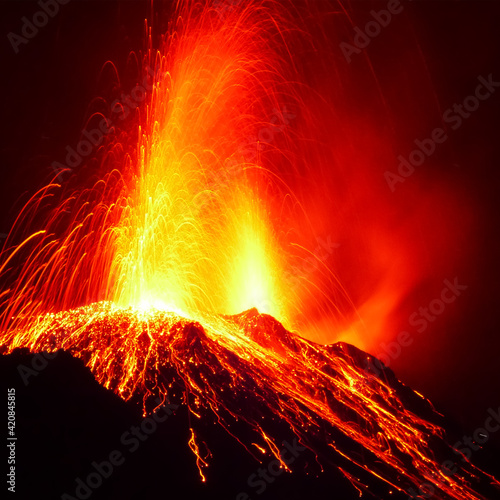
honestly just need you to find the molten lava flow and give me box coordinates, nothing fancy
[9,302,500,499]
[0,1,498,499]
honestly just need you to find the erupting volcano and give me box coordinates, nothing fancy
[1,1,499,499]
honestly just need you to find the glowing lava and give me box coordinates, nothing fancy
[5,301,500,498]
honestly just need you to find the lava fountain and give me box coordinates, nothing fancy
[0,1,498,499]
